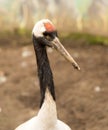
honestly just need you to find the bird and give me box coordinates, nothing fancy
[15,19,80,130]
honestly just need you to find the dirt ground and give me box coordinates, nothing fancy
[0,37,108,130]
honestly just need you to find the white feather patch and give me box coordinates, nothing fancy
[32,19,53,37]
[15,89,71,130]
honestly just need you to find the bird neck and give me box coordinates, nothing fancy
[33,36,56,107]
[37,88,57,127]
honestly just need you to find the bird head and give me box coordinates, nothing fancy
[32,19,80,70]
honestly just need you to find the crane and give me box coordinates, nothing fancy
[15,19,80,130]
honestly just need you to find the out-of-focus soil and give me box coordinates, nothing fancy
[0,37,108,130]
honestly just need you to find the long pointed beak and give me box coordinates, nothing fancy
[51,37,80,70]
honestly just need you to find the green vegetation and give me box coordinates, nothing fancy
[0,29,108,46]
[0,29,31,47]
[13,28,31,37]
[61,33,108,45]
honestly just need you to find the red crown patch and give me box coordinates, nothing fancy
[44,22,55,32]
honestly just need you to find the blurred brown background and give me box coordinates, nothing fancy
[0,0,108,130]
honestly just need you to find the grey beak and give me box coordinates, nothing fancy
[51,37,80,70]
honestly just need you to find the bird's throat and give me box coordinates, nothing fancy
[37,88,57,126]
[33,36,56,107]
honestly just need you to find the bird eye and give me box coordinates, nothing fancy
[45,35,52,41]
[43,32,53,41]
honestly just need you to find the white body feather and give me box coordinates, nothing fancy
[15,90,71,130]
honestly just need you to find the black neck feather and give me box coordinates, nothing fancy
[33,35,56,107]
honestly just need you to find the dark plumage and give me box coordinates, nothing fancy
[33,34,56,107]
[15,19,80,130]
